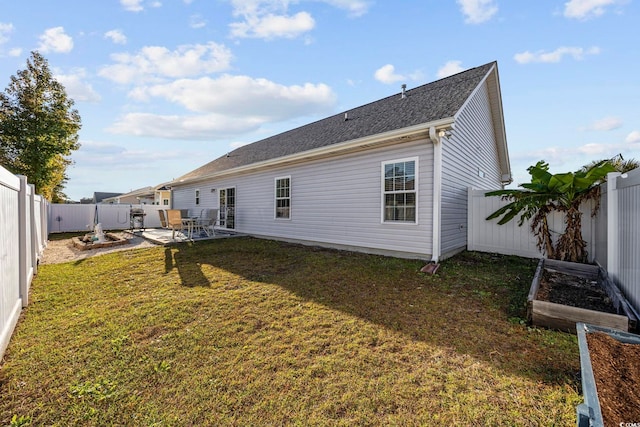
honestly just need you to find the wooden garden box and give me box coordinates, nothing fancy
[527,259,637,333]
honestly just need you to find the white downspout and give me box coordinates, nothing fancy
[429,126,442,263]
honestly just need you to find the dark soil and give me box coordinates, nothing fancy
[537,270,617,314]
[586,332,640,425]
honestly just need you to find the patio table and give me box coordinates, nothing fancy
[181,217,200,239]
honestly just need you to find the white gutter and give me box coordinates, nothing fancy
[172,117,455,187]
[429,126,443,263]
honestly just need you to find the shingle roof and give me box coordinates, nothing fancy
[177,62,496,182]
[93,192,122,203]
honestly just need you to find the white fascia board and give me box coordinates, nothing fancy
[454,63,511,183]
[172,117,455,187]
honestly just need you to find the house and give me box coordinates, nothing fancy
[100,183,172,206]
[153,183,172,207]
[101,186,155,205]
[91,192,122,204]
[169,61,511,261]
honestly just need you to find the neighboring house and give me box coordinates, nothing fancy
[169,62,511,261]
[92,192,122,204]
[101,186,155,205]
[154,183,172,207]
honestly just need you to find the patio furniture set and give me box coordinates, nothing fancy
[158,208,219,240]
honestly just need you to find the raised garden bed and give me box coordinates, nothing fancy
[72,232,129,251]
[527,259,638,333]
[576,323,640,427]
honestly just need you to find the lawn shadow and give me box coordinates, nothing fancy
[165,245,211,287]
[167,238,580,387]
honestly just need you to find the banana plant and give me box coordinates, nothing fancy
[485,160,617,263]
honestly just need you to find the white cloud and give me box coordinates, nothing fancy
[626,131,640,144]
[7,47,22,57]
[512,140,637,170]
[110,74,337,140]
[0,22,14,44]
[108,112,266,140]
[74,140,183,170]
[55,69,101,103]
[577,143,612,156]
[189,14,207,29]
[228,0,366,40]
[374,64,423,84]
[584,116,623,131]
[230,11,315,39]
[105,29,127,45]
[564,0,624,20]
[38,27,73,53]
[374,64,405,84]
[121,0,144,12]
[98,42,233,84]
[131,75,336,118]
[457,0,498,24]
[436,60,466,78]
[514,46,600,64]
[322,0,372,17]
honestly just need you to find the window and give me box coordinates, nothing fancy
[195,189,200,205]
[162,199,169,206]
[382,158,417,222]
[275,176,291,219]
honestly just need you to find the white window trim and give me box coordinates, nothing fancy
[195,188,200,206]
[380,156,419,225]
[274,175,291,220]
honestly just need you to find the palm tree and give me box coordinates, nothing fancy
[485,160,617,263]
[581,155,639,175]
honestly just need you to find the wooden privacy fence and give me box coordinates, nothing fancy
[0,166,48,360]
[468,169,640,317]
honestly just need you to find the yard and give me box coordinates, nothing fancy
[0,237,581,425]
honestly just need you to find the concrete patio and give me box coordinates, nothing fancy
[136,228,243,245]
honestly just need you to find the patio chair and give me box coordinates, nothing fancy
[158,209,168,228]
[198,208,219,237]
[166,209,188,240]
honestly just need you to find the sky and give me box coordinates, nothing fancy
[1,0,639,201]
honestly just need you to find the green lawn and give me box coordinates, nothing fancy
[0,237,581,426]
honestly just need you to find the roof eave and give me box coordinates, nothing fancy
[170,117,455,187]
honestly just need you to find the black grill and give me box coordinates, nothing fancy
[129,208,146,231]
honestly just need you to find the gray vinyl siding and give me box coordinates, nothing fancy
[441,80,504,256]
[172,139,434,259]
[172,184,218,212]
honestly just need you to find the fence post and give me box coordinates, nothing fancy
[606,172,621,282]
[29,184,38,276]
[41,199,49,249]
[17,175,30,307]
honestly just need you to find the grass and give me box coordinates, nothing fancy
[0,237,581,426]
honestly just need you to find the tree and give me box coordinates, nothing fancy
[581,155,639,175]
[485,160,617,263]
[0,51,81,200]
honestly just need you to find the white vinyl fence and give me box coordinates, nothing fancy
[594,170,640,315]
[467,189,595,260]
[468,170,640,316]
[48,204,166,233]
[0,166,48,360]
